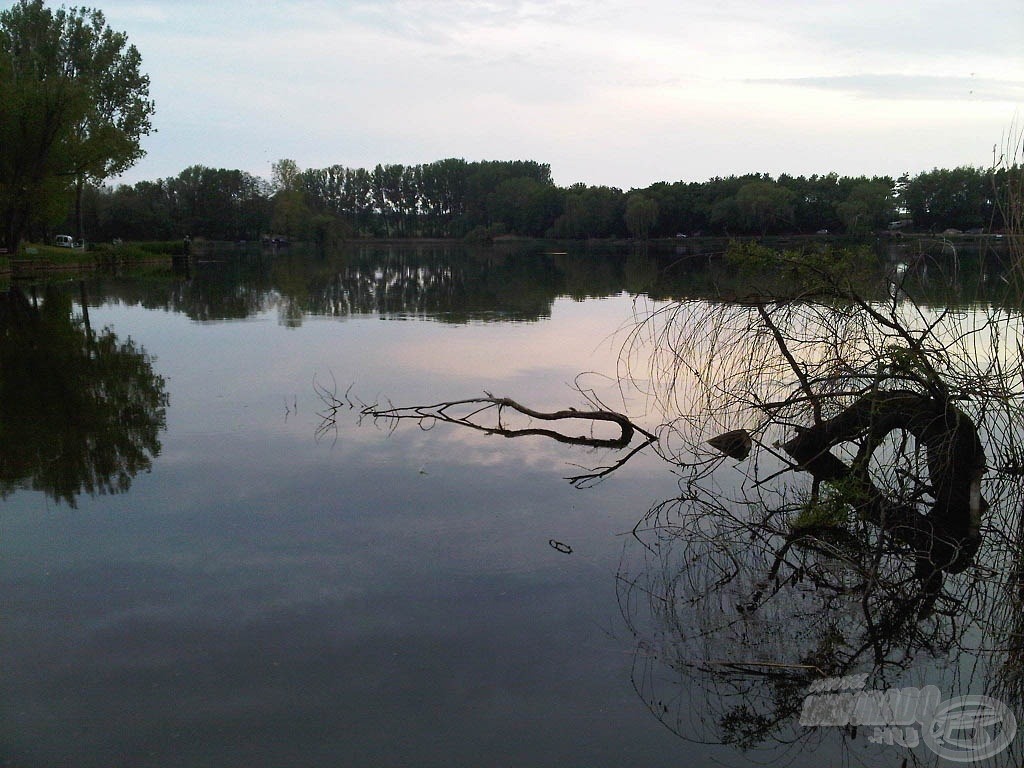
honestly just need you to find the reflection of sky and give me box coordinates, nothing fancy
[6,275,1017,766]
[4,292,737,767]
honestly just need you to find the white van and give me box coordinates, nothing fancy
[54,234,75,248]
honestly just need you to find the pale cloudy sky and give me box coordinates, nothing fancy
[100,0,1024,189]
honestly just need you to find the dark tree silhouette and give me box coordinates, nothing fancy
[0,285,168,506]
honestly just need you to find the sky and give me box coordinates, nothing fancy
[97,0,1024,190]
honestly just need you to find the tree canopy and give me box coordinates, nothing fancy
[0,0,154,251]
[75,159,1017,246]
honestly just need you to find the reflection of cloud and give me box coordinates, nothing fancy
[748,74,1024,102]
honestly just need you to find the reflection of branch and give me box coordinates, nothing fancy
[565,436,657,487]
[318,387,659,483]
[617,489,971,754]
[363,396,657,449]
[313,372,368,446]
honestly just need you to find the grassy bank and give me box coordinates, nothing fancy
[0,240,181,279]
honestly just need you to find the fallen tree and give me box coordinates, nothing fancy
[779,389,985,573]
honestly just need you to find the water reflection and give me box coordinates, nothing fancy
[340,241,1024,764]
[617,474,1024,762]
[609,251,1024,764]
[5,241,1023,766]
[81,240,1019,328]
[0,285,168,506]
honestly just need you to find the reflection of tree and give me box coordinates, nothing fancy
[322,235,1024,762]
[0,285,168,506]
[274,245,567,324]
[69,239,1020,330]
[614,240,1024,764]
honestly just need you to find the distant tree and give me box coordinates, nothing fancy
[551,184,626,239]
[464,160,553,231]
[834,180,894,234]
[0,0,154,251]
[624,193,658,239]
[488,177,562,237]
[902,167,992,231]
[420,158,467,236]
[271,158,301,193]
[271,190,311,239]
[371,163,404,236]
[269,159,311,238]
[398,164,422,235]
[98,179,174,240]
[645,181,706,237]
[709,195,740,233]
[702,174,769,234]
[779,173,844,233]
[734,180,795,235]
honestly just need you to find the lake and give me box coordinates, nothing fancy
[2,241,1020,767]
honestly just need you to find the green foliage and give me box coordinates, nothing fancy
[271,158,301,193]
[900,166,994,231]
[0,0,154,251]
[488,176,561,237]
[790,484,858,533]
[18,241,92,263]
[463,223,505,244]
[834,181,894,234]
[133,239,185,255]
[271,189,312,239]
[624,193,658,239]
[550,184,626,238]
[90,239,183,259]
[734,180,795,234]
[881,343,934,381]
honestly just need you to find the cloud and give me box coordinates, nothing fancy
[107,0,1024,189]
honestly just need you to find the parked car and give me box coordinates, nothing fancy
[54,234,75,248]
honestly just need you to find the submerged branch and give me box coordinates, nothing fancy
[318,386,660,483]
[361,395,656,449]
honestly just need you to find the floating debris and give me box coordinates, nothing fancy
[549,539,573,554]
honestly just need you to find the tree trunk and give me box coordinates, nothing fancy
[74,174,85,242]
[782,390,985,573]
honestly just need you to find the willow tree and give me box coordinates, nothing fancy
[0,0,154,252]
[624,192,658,239]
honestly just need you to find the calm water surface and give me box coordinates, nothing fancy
[2,245,693,767]
[1,243,1015,767]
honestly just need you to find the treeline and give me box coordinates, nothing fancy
[66,158,1017,244]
